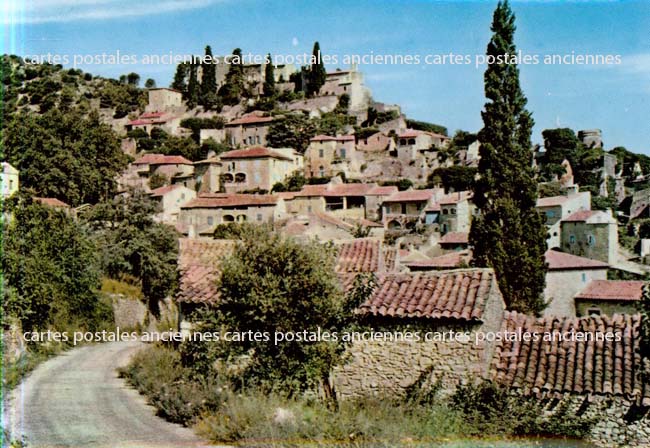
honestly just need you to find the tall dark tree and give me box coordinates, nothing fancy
[469,0,548,315]
[171,62,188,94]
[263,53,276,97]
[186,63,199,109]
[306,41,326,97]
[218,48,246,105]
[200,45,218,109]
[145,78,156,88]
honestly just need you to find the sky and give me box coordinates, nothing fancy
[2,0,649,154]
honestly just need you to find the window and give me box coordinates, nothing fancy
[587,235,596,246]
[587,307,601,316]
[319,149,324,158]
[581,273,586,282]
[307,206,312,212]
[340,148,346,158]
[207,216,214,225]
[180,193,185,200]
[256,135,261,144]
[442,209,449,215]
[257,213,263,222]
[400,139,406,146]
[451,208,456,215]
[319,166,325,177]
[569,235,576,244]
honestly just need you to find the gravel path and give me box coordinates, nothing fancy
[4,341,219,448]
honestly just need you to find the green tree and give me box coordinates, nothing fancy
[266,113,318,153]
[218,48,246,106]
[171,63,188,93]
[263,53,276,97]
[83,191,179,316]
[126,72,140,87]
[145,78,156,88]
[200,46,218,109]
[214,227,345,398]
[469,0,548,315]
[186,63,199,109]
[306,41,327,97]
[3,196,109,332]
[3,108,128,206]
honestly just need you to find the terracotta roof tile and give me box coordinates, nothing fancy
[226,114,274,126]
[181,194,279,209]
[358,269,496,322]
[439,191,472,205]
[310,134,355,142]
[149,184,182,197]
[294,183,379,198]
[219,147,292,161]
[177,238,235,305]
[132,154,192,165]
[562,210,597,222]
[440,232,469,245]
[536,195,569,207]
[406,250,472,270]
[335,239,396,273]
[383,189,437,203]
[575,280,646,302]
[545,250,609,270]
[491,311,650,404]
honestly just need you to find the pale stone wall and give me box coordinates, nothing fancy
[333,278,505,399]
[543,268,608,317]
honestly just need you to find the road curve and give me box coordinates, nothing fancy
[4,341,217,448]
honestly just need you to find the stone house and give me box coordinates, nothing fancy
[199,128,227,145]
[219,146,303,193]
[33,197,71,211]
[356,131,395,153]
[395,129,449,162]
[288,181,394,220]
[560,209,618,264]
[126,154,194,192]
[333,268,506,399]
[149,184,196,224]
[225,112,275,147]
[1,162,19,198]
[630,188,650,221]
[304,135,358,178]
[574,280,646,317]
[536,190,591,248]
[191,157,222,194]
[214,61,298,94]
[381,188,443,230]
[178,193,287,235]
[145,88,183,113]
[543,249,609,317]
[125,111,185,136]
[438,232,469,251]
[320,66,372,112]
[438,191,474,235]
[280,212,356,243]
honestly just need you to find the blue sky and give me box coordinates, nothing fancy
[3,0,649,154]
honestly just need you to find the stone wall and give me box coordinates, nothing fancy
[333,333,486,399]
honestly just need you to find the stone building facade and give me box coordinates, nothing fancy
[560,210,618,264]
[304,135,358,178]
[219,147,303,193]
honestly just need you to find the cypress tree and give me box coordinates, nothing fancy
[171,62,188,94]
[200,45,217,108]
[307,41,327,97]
[263,53,276,97]
[187,63,199,109]
[469,0,548,315]
[218,48,246,105]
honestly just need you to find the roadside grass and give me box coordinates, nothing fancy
[121,345,597,447]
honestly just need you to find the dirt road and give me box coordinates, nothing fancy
[4,341,217,448]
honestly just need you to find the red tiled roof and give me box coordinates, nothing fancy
[294,183,379,198]
[440,232,469,245]
[219,147,292,161]
[406,251,472,269]
[177,238,236,304]
[149,184,182,197]
[439,191,472,205]
[383,189,436,203]
[181,194,279,209]
[491,311,650,404]
[545,250,609,271]
[335,239,396,273]
[536,195,569,207]
[310,134,355,142]
[562,210,598,222]
[358,269,496,322]
[34,197,70,208]
[575,280,646,302]
[226,114,274,126]
[366,185,399,196]
[132,154,192,165]
[313,212,354,230]
[140,111,166,119]
[398,129,449,140]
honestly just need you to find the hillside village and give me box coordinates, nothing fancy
[3,31,650,447]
